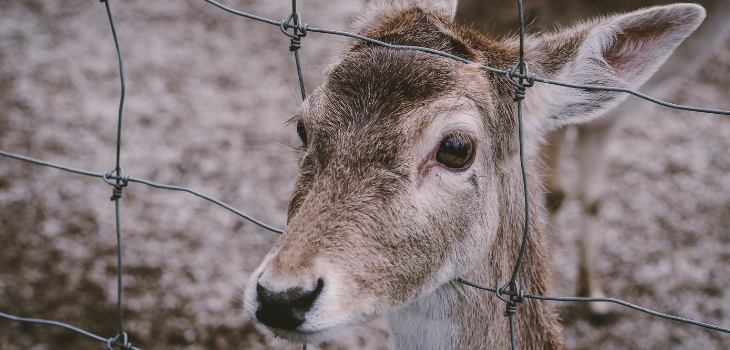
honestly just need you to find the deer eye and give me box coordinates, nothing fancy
[436,135,474,169]
[296,119,307,146]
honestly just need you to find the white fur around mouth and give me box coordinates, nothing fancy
[265,325,345,344]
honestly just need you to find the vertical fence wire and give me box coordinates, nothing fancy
[1,0,730,349]
[505,0,530,347]
[101,0,130,345]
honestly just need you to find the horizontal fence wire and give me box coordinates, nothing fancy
[456,279,730,334]
[0,311,142,350]
[0,0,729,349]
[205,0,730,116]
[0,150,284,234]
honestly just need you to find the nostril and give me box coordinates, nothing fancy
[255,278,325,330]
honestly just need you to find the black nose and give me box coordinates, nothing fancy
[255,278,324,330]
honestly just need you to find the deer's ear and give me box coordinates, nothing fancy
[366,0,459,19]
[529,4,705,128]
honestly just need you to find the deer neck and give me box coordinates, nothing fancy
[387,159,565,350]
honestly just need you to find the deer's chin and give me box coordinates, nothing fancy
[264,324,347,344]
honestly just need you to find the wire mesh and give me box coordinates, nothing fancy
[0,0,729,349]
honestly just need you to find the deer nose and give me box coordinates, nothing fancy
[255,278,324,330]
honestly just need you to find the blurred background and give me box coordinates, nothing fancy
[0,0,729,349]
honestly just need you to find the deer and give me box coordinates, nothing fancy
[456,0,730,314]
[242,0,705,348]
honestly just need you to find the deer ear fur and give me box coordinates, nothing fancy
[366,0,459,19]
[527,4,705,129]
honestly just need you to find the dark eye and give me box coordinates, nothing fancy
[296,119,307,146]
[436,135,474,168]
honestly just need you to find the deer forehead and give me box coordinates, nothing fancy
[303,48,488,166]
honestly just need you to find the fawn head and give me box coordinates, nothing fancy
[243,0,704,343]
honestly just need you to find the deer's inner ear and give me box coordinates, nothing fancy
[296,119,307,147]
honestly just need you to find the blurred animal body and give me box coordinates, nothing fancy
[457,0,730,310]
[242,0,704,348]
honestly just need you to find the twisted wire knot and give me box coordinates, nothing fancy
[504,304,518,317]
[513,85,526,102]
[496,280,525,317]
[506,60,535,102]
[280,12,308,52]
[289,37,302,51]
[107,332,132,350]
[103,166,129,201]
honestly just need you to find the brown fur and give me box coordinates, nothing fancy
[243,1,704,348]
[458,0,727,310]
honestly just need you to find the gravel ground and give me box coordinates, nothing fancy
[0,1,728,349]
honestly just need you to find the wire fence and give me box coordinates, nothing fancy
[0,0,729,349]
